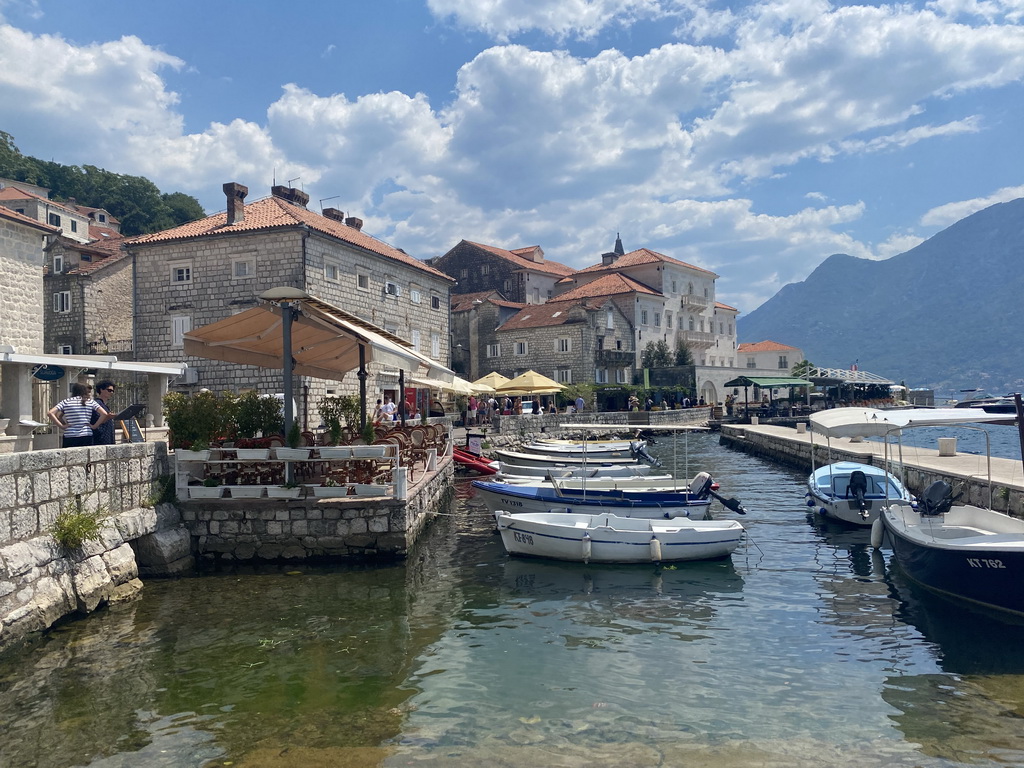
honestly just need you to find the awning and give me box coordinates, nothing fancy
[496,370,566,395]
[0,349,186,376]
[409,375,483,394]
[723,376,813,388]
[183,292,453,382]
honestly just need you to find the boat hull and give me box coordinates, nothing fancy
[807,461,914,526]
[496,462,652,478]
[496,511,743,563]
[493,449,641,467]
[881,503,1024,616]
[473,480,710,519]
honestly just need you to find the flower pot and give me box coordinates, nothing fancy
[351,446,386,459]
[234,448,271,460]
[312,485,350,498]
[273,447,311,460]
[318,446,353,459]
[267,486,303,499]
[352,484,389,497]
[228,485,265,498]
[177,449,211,462]
[0,418,9,434]
[189,485,223,499]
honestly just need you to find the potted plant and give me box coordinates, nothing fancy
[318,444,353,459]
[313,477,349,498]
[267,480,303,499]
[188,476,223,499]
[176,440,212,462]
[228,483,265,499]
[319,395,360,445]
[273,422,311,460]
[235,390,283,442]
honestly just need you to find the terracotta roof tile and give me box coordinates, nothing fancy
[715,301,739,312]
[451,290,502,312]
[463,240,575,277]
[0,205,59,233]
[0,185,81,217]
[553,272,661,301]
[127,195,453,281]
[737,340,800,353]
[574,248,717,278]
[497,300,592,330]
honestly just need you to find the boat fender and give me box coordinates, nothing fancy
[582,534,592,564]
[650,536,662,562]
[870,517,884,549]
[819,507,828,517]
[806,498,815,507]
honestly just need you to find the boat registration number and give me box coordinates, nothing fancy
[967,557,1006,569]
[501,499,523,507]
[513,531,534,546]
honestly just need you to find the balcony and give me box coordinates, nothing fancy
[677,330,715,349]
[595,349,635,366]
[680,294,709,311]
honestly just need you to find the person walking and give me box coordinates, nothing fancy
[48,382,111,448]
[91,379,117,445]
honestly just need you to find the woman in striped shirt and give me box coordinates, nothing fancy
[48,383,112,448]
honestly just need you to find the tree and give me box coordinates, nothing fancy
[791,359,814,378]
[640,340,673,368]
[674,342,694,366]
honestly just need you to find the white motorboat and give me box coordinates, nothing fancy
[806,461,915,526]
[495,462,655,479]
[816,407,1024,616]
[495,510,744,563]
[492,448,643,468]
[494,474,689,492]
[520,440,645,459]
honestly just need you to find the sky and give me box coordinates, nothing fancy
[1,0,1023,317]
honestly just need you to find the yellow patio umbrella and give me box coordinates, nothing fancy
[472,371,511,390]
[495,370,566,395]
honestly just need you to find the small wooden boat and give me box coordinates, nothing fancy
[495,510,744,563]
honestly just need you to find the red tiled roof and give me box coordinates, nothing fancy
[497,300,594,331]
[0,205,60,234]
[574,248,717,278]
[737,340,800,353]
[72,204,120,225]
[715,301,739,312]
[464,240,575,277]
[127,195,453,281]
[554,272,661,301]
[451,290,502,312]
[0,185,81,218]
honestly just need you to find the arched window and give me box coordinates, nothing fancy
[688,316,695,331]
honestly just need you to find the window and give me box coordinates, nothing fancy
[606,309,614,330]
[481,264,490,275]
[671,280,677,293]
[170,261,192,284]
[615,368,628,384]
[70,220,78,233]
[486,343,500,358]
[48,212,61,227]
[641,310,649,325]
[616,339,623,350]
[58,344,73,355]
[555,368,572,384]
[728,323,733,335]
[460,268,469,279]
[778,355,788,369]
[53,291,71,313]
[699,319,705,332]
[324,261,340,282]
[654,313,661,328]
[596,336,604,350]
[595,368,608,384]
[232,259,255,279]
[503,279,512,292]
[747,357,757,369]
[515,341,528,356]
[556,338,571,353]
[357,272,370,290]
[719,323,724,334]
[411,330,421,352]
[385,281,401,297]
[431,295,441,310]
[53,255,63,274]
[410,288,422,304]
[531,288,540,303]
[688,316,695,331]
[171,316,192,348]
[430,333,440,358]
[98,213,107,223]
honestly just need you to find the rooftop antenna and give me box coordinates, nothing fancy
[287,177,301,189]
[319,195,340,213]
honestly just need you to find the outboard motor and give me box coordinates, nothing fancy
[849,470,869,518]
[689,471,714,499]
[920,480,955,517]
[630,440,662,468]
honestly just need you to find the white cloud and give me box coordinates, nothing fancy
[920,185,1024,227]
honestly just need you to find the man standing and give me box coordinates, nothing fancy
[575,394,585,413]
[92,380,117,445]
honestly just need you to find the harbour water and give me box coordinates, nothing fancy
[4,432,1024,767]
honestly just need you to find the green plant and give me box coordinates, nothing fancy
[235,390,283,439]
[164,390,235,449]
[280,479,300,489]
[51,499,104,550]
[319,395,360,444]
[286,421,302,449]
[361,420,376,445]
[144,475,177,507]
[202,477,221,487]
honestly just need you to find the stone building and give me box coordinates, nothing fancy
[0,206,57,354]
[0,185,91,244]
[432,240,574,304]
[449,291,526,381]
[44,234,132,358]
[736,340,803,372]
[126,183,455,426]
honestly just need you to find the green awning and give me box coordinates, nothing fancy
[723,376,812,388]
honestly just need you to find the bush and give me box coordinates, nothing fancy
[319,395,361,443]
[164,390,236,449]
[51,500,104,550]
[235,390,283,438]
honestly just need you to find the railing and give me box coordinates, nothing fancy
[677,330,715,348]
[680,294,709,311]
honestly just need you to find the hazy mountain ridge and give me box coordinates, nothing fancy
[737,198,1024,398]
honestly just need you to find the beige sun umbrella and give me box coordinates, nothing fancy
[473,371,511,390]
[495,370,566,395]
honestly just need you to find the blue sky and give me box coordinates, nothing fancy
[2,0,1022,316]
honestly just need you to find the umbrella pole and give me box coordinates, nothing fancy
[358,345,367,430]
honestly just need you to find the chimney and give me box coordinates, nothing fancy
[345,216,363,231]
[601,251,618,266]
[223,182,248,225]
[271,185,310,208]
[323,207,346,222]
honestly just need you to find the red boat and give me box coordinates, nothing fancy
[453,447,497,475]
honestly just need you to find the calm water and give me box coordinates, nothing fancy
[5,433,1024,767]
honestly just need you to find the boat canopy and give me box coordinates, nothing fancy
[810,407,1012,439]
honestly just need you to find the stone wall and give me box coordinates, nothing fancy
[0,442,188,653]
[0,216,45,353]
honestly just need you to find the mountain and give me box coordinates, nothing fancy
[737,198,1024,398]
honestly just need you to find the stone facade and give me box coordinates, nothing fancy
[127,186,454,426]
[0,210,53,354]
[433,240,573,305]
[0,186,91,244]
